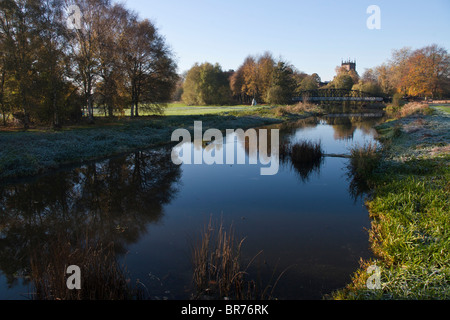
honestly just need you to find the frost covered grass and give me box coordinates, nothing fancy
[332,106,450,300]
[0,114,280,182]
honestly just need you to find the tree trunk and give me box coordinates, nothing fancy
[87,96,94,123]
[1,112,6,127]
[52,86,61,129]
[108,104,113,118]
[0,70,5,126]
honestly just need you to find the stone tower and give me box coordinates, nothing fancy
[341,59,356,72]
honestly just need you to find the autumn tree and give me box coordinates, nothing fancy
[120,18,178,116]
[94,3,130,117]
[331,73,354,90]
[266,61,297,105]
[257,52,276,102]
[230,67,247,103]
[33,0,72,128]
[230,53,278,104]
[298,73,320,92]
[0,0,42,128]
[67,0,108,122]
[352,68,383,96]
[328,64,359,91]
[182,62,232,106]
[404,45,450,98]
[241,56,259,101]
[371,45,450,98]
[374,64,395,96]
[0,29,9,125]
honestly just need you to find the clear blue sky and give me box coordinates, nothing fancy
[120,0,450,81]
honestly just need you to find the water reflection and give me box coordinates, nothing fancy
[0,146,181,291]
[0,113,386,300]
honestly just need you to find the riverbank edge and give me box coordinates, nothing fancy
[1,110,314,184]
[331,106,449,300]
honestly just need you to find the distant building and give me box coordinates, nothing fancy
[341,59,356,72]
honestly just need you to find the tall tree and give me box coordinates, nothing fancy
[256,52,276,102]
[266,61,297,104]
[405,45,450,98]
[33,0,70,128]
[389,47,412,96]
[231,53,278,104]
[0,32,9,125]
[67,0,108,122]
[230,66,246,104]
[182,62,231,106]
[95,3,130,117]
[120,18,177,116]
[0,0,42,128]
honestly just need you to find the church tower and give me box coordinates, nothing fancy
[341,59,356,72]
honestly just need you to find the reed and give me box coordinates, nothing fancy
[191,217,293,300]
[347,143,382,181]
[280,140,323,162]
[29,232,137,300]
[191,217,248,299]
[279,140,324,181]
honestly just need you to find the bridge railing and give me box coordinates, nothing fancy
[293,96,384,102]
[293,89,388,103]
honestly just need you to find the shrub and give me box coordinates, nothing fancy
[399,102,433,118]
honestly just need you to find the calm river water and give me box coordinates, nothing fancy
[0,113,384,300]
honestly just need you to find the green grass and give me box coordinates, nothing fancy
[432,105,450,114]
[334,158,450,300]
[101,102,323,119]
[332,109,450,300]
[93,103,264,117]
[164,103,260,116]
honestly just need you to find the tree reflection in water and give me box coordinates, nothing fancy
[0,146,181,297]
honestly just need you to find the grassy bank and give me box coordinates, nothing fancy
[332,105,450,299]
[0,113,285,182]
[0,101,324,182]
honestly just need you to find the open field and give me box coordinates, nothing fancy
[431,105,450,114]
[93,103,263,117]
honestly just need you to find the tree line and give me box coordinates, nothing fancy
[179,44,450,106]
[0,0,178,128]
[180,52,323,106]
[369,44,450,99]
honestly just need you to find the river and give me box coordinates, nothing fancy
[0,112,385,300]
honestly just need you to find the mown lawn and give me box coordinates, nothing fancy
[432,105,450,114]
[93,103,264,117]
